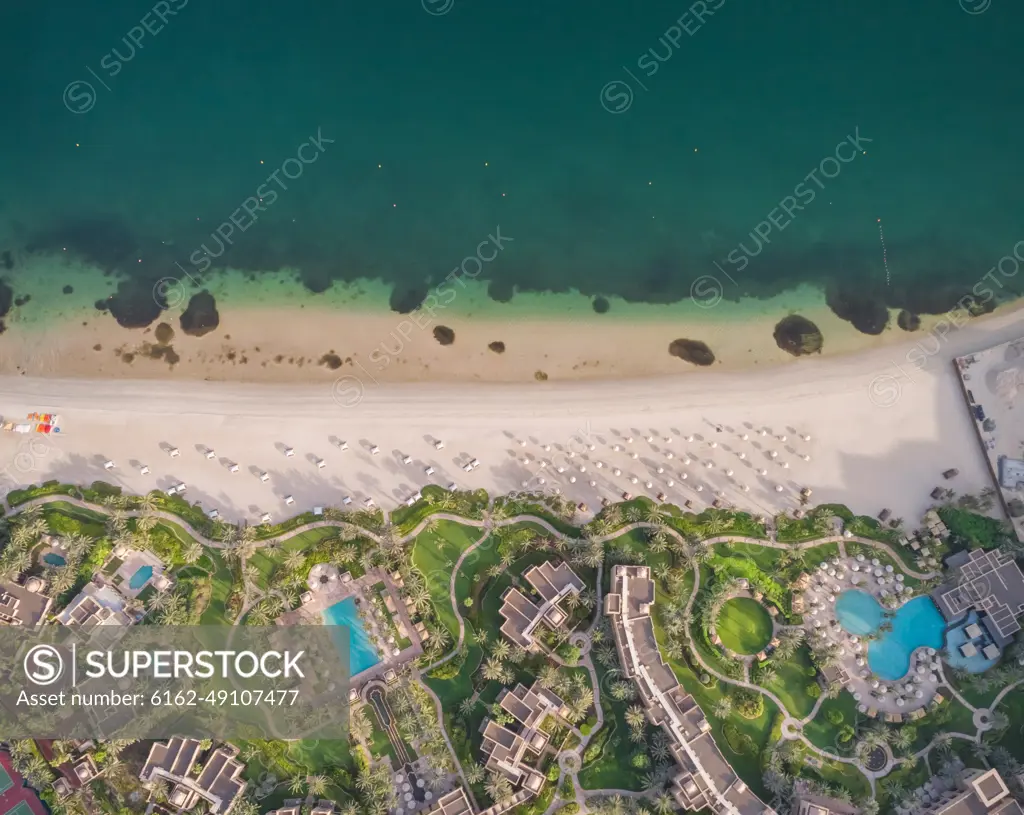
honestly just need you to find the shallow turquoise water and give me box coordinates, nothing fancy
[322,596,380,676]
[836,590,945,681]
[128,564,153,591]
[1,1,1023,331]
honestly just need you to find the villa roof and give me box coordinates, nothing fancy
[425,788,473,815]
[497,560,583,648]
[0,581,52,627]
[140,738,246,814]
[934,549,1024,643]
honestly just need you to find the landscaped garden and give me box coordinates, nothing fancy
[716,597,773,655]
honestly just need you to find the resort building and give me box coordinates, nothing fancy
[0,579,52,627]
[56,579,134,632]
[267,803,336,815]
[480,681,569,796]
[933,548,1024,647]
[913,768,1023,815]
[424,788,474,815]
[605,565,775,815]
[497,560,584,649]
[791,782,860,815]
[140,738,247,815]
[999,457,1024,492]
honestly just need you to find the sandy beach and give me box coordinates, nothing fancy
[0,303,1021,530]
[2,258,1022,384]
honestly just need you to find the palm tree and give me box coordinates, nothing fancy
[486,773,512,803]
[653,793,676,815]
[481,657,506,682]
[465,764,485,785]
[182,541,204,564]
[712,697,732,719]
[491,639,511,661]
[284,550,306,574]
[625,705,646,731]
[458,697,477,718]
[308,775,328,797]
[289,776,306,795]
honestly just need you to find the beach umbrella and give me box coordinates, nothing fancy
[726,469,734,476]
[743,485,750,492]
[896,698,905,707]
[770,450,778,459]
[544,444,552,451]
[871,680,879,688]
[579,464,587,472]
[828,568,836,576]
[613,468,622,476]
[589,480,597,487]
[783,462,790,469]
[739,452,747,459]
[775,485,784,492]
[742,433,749,440]
[687,435,695,442]
[852,564,860,572]
[858,703,867,713]
[886,565,894,573]
[657,466,664,474]
[645,481,653,489]
[802,454,811,461]
[760,468,768,476]
[896,574,904,582]
[856,657,865,667]
[667,479,675,487]
[666,452,675,459]
[857,554,865,562]
[819,563,829,571]
[697,485,704,492]
[929,673,937,682]
[596,461,604,468]
[916,665,926,675]
[569,476,576,483]
[710,441,718,448]
[853,692,862,700]
[631,452,639,460]
[872,558,880,566]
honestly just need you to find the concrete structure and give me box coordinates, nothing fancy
[605,564,774,815]
[267,803,336,815]
[0,580,52,627]
[912,768,1023,815]
[498,560,584,649]
[933,548,1024,647]
[792,782,860,815]
[424,788,474,815]
[140,738,247,815]
[954,339,1024,541]
[56,579,134,634]
[480,681,568,795]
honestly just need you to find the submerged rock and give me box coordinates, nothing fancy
[773,315,823,356]
[592,296,610,314]
[825,284,889,335]
[179,291,220,337]
[433,325,455,345]
[488,341,506,354]
[897,310,921,331]
[105,280,164,328]
[154,322,175,344]
[669,338,715,366]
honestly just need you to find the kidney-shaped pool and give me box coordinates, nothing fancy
[834,590,945,681]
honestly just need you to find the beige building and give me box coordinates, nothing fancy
[911,769,1023,815]
[480,681,569,796]
[0,580,51,627]
[498,560,584,649]
[605,564,775,815]
[140,738,247,814]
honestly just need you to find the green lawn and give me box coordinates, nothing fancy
[578,657,649,792]
[802,691,858,753]
[716,597,773,655]
[762,644,818,719]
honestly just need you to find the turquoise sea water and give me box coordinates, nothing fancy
[835,590,945,681]
[128,564,153,590]
[1,2,1023,333]
[322,596,380,676]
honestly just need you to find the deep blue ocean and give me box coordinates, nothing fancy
[1,0,1022,332]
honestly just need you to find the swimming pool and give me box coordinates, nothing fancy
[128,565,154,590]
[42,552,66,567]
[323,596,381,676]
[835,590,945,681]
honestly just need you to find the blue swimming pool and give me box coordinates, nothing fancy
[129,565,154,591]
[835,590,945,681]
[323,596,381,676]
[43,552,66,567]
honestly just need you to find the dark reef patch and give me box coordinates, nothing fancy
[488,279,515,303]
[592,296,610,314]
[154,322,175,344]
[319,352,343,369]
[433,325,455,345]
[141,342,180,366]
[773,315,823,356]
[102,279,166,328]
[0,278,12,334]
[897,310,921,331]
[390,284,428,314]
[534,370,549,381]
[180,291,220,337]
[488,341,506,354]
[825,283,889,335]
[669,338,715,366]
[13,295,30,307]
[1,251,13,270]
[63,285,74,295]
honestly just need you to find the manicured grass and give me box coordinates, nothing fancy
[716,597,773,655]
[801,691,858,753]
[199,549,236,625]
[762,644,817,719]
[579,659,650,792]
[412,521,483,640]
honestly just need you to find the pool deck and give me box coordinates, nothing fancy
[279,568,424,688]
[801,555,942,715]
[953,338,1024,542]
